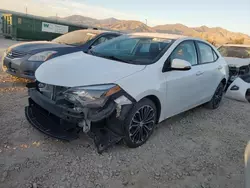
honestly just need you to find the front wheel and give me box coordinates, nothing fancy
[123,98,157,148]
[205,82,224,109]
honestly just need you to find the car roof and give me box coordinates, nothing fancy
[222,44,250,48]
[75,29,121,35]
[129,32,187,39]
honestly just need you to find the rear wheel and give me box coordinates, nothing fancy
[123,98,157,148]
[205,82,224,109]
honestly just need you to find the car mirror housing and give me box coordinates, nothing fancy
[171,59,191,71]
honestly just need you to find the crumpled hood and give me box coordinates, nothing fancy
[35,51,146,87]
[9,41,71,54]
[224,57,250,68]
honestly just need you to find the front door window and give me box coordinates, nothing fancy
[170,41,198,66]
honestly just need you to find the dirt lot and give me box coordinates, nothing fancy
[1,37,250,188]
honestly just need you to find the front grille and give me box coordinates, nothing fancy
[7,67,17,73]
[239,65,250,75]
[229,65,250,81]
[7,50,27,59]
[23,71,34,76]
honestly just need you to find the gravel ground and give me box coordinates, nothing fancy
[0,89,249,188]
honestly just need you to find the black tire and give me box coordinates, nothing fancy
[205,82,224,109]
[123,98,157,148]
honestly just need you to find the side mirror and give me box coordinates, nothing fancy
[171,59,191,71]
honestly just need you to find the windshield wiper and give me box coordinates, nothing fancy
[88,51,135,64]
[102,55,133,64]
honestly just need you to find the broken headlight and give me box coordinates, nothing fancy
[63,84,121,108]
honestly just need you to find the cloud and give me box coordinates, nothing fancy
[1,0,140,20]
[0,0,171,26]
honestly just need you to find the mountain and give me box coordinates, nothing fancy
[99,18,119,25]
[98,20,154,32]
[153,24,250,44]
[153,24,199,37]
[49,15,119,26]
[62,15,98,25]
[52,15,250,44]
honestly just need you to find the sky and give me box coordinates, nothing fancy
[1,0,250,35]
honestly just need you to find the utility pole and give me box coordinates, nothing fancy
[25,7,28,15]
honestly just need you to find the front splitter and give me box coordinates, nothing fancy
[25,105,80,141]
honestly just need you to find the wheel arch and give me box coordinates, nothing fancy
[221,78,227,86]
[221,78,227,91]
[143,95,162,123]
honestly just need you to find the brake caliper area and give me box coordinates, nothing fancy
[81,99,134,154]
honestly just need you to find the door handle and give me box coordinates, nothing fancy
[196,71,204,76]
[218,65,223,70]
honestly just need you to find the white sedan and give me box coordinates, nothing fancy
[25,33,229,153]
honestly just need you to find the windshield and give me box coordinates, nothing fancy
[218,46,250,58]
[52,30,98,46]
[91,35,174,65]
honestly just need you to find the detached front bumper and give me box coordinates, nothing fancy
[25,99,80,141]
[225,75,250,103]
[25,87,134,153]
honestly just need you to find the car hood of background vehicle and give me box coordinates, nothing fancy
[35,51,146,87]
[224,57,250,68]
[9,41,73,54]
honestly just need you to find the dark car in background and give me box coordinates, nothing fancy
[1,29,121,80]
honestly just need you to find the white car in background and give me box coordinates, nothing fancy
[218,44,250,102]
[218,44,250,78]
[25,33,229,153]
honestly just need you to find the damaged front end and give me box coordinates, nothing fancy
[225,62,250,102]
[25,82,135,153]
[227,64,250,89]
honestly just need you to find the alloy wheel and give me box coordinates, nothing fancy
[128,105,155,144]
[214,85,223,107]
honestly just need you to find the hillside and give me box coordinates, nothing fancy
[153,24,250,44]
[96,20,154,32]
[63,15,97,25]
[54,15,250,44]
[153,23,199,37]
[49,15,120,26]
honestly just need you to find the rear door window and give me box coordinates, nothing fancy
[197,42,217,64]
